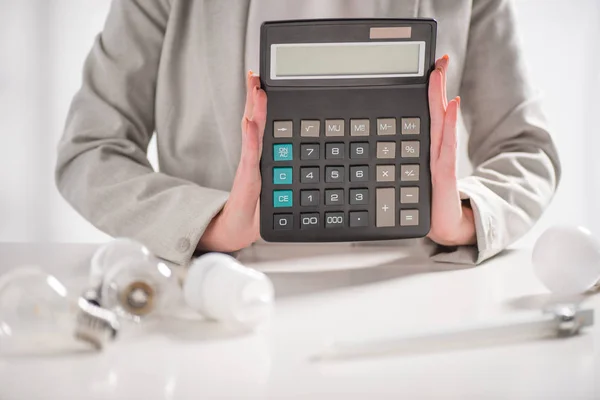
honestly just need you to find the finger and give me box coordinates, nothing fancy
[429,67,445,163]
[252,86,268,156]
[243,72,261,128]
[437,97,459,179]
[435,55,449,109]
[231,117,262,209]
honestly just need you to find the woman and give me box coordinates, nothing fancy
[56,0,560,265]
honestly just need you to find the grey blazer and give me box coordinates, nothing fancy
[56,0,560,265]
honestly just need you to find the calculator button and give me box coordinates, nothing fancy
[350,142,369,159]
[301,190,320,206]
[273,121,293,138]
[301,144,320,160]
[350,188,369,205]
[401,165,420,181]
[301,120,320,137]
[376,165,395,182]
[376,142,396,159]
[400,209,419,226]
[350,166,369,182]
[300,167,319,183]
[273,144,293,161]
[325,167,344,183]
[273,167,293,185]
[349,211,369,227]
[377,118,396,135]
[401,141,420,158]
[325,189,344,206]
[376,188,396,227]
[325,119,344,136]
[274,214,293,230]
[326,143,344,159]
[301,213,320,229]
[325,212,345,229]
[401,118,420,135]
[273,190,293,208]
[400,187,419,204]
[351,119,370,136]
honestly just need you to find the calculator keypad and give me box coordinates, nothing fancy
[264,115,428,239]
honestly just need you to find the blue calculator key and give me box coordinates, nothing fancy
[273,144,293,161]
[273,190,293,208]
[273,167,293,185]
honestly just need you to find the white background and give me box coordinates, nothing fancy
[0,0,599,246]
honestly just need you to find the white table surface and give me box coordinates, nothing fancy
[0,242,598,400]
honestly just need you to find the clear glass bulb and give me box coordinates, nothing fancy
[92,239,182,322]
[0,267,119,357]
[532,225,600,295]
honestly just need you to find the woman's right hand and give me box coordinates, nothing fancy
[198,72,267,253]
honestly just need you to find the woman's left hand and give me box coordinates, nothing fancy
[427,55,477,247]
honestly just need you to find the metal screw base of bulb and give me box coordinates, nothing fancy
[74,298,120,350]
[119,281,155,317]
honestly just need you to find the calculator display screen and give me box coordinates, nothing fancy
[271,41,425,80]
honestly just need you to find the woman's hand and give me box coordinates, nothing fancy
[427,55,477,246]
[198,72,267,252]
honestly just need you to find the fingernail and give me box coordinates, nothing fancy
[456,96,461,107]
[443,54,449,61]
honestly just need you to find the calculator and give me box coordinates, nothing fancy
[259,18,437,242]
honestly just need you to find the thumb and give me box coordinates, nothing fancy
[230,117,262,208]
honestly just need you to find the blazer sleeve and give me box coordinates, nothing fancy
[424,0,561,264]
[55,0,230,265]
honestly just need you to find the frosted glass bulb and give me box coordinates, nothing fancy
[0,267,119,356]
[91,239,182,322]
[532,225,600,295]
[183,253,274,327]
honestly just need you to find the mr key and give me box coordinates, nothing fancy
[259,18,436,242]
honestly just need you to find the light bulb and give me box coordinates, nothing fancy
[91,239,182,322]
[532,225,600,295]
[0,267,119,357]
[183,253,274,327]
[90,238,151,288]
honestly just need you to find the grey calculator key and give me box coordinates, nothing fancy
[376,142,396,159]
[325,119,345,136]
[274,121,293,138]
[301,120,320,137]
[326,143,344,159]
[400,187,419,204]
[273,214,293,230]
[350,166,369,182]
[401,141,420,158]
[377,118,396,135]
[401,165,420,181]
[350,211,369,227]
[376,165,395,182]
[376,188,396,227]
[400,209,419,226]
[350,142,369,159]
[301,190,320,206]
[325,189,344,206]
[325,212,345,229]
[350,188,368,205]
[301,144,320,160]
[401,118,420,135]
[301,213,320,229]
[351,119,370,136]
[325,166,344,183]
[300,167,319,183]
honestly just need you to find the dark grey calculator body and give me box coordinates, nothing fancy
[259,19,437,242]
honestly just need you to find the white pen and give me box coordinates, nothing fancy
[313,305,595,361]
